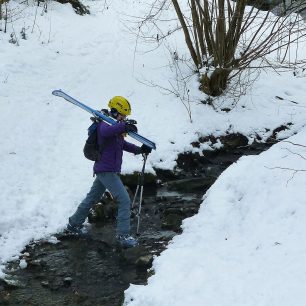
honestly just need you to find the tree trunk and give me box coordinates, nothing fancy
[172,0,200,68]
[0,0,5,20]
[199,68,231,96]
[56,0,90,15]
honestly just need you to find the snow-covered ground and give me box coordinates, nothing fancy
[1,1,306,304]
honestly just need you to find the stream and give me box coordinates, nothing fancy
[0,134,272,306]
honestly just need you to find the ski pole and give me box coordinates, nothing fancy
[131,153,148,235]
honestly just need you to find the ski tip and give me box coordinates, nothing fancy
[52,89,62,96]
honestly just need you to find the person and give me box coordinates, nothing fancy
[67,96,152,248]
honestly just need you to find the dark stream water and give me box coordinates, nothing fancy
[0,137,272,306]
[0,189,203,306]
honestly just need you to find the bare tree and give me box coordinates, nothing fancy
[172,0,306,96]
[133,0,306,97]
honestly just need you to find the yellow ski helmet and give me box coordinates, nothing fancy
[108,96,131,116]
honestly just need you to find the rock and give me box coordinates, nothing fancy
[0,291,10,305]
[220,133,248,150]
[158,197,201,232]
[41,281,49,288]
[154,168,181,181]
[119,246,147,265]
[28,259,46,267]
[166,176,216,192]
[161,213,182,232]
[266,123,292,143]
[73,291,88,304]
[55,0,90,15]
[63,277,73,287]
[88,193,117,224]
[121,172,156,188]
[135,255,154,269]
[3,277,26,289]
[49,278,62,291]
[176,152,212,172]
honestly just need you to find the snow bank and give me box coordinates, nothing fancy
[124,127,306,306]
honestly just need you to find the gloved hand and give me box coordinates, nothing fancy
[125,123,138,133]
[140,144,152,154]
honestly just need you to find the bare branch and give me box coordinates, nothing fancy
[265,166,306,172]
[282,141,306,148]
[282,148,306,161]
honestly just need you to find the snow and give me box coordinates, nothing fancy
[0,0,306,303]
[19,259,27,269]
[124,129,306,306]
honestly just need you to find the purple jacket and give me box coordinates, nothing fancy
[93,121,140,173]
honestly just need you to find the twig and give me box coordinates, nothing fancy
[266,166,306,172]
[283,148,306,161]
[32,0,39,33]
[275,96,299,104]
[266,165,306,186]
[282,141,306,148]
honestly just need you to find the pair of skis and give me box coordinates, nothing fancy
[52,90,156,150]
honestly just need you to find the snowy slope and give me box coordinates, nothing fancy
[125,128,306,306]
[0,0,306,282]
